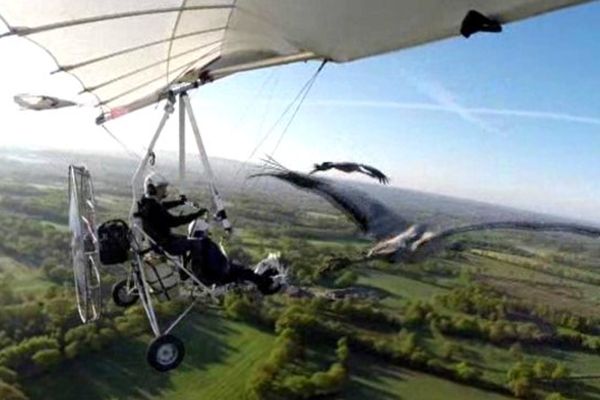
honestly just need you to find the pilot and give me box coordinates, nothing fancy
[136,172,280,294]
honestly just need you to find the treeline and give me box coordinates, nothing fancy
[0,282,187,400]
[0,215,69,267]
[472,249,600,287]
[437,285,600,336]
[506,360,571,399]
[247,329,349,399]
[460,238,537,258]
[224,288,585,399]
[0,192,68,224]
[224,293,511,397]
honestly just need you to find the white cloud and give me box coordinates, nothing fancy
[305,99,600,128]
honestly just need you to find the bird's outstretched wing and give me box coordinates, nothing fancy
[309,162,332,174]
[310,161,390,185]
[414,221,600,254]
[14,94,77,110]
[358,164,390,185]
[250,162,410,240]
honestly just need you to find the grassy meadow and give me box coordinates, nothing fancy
[1,149,600,400]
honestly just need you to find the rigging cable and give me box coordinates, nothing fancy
[269,59,327,157]
[244,60,326,171]
[230,60,327,227]
[99,124,142,161]
[252,59,327,195]
[236,60,326,196]
[231,70,280,181]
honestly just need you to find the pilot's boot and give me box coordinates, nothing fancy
[256,269,282,295]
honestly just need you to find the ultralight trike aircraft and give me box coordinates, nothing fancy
[2,0,591,372]
[68,92,287,372]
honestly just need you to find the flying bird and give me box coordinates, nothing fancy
[250,162,600,264]
[14,94,78,111]
[310,161,390,185]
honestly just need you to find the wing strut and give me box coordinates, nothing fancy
[127,90,231,234]
[181,92,232,233]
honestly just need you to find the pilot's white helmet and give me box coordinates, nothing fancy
[144,172,169,195]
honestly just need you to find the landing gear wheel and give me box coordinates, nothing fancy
[112,280,138,307]
[147,334,185,372]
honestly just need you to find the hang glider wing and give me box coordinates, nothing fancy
[0,0,591,122]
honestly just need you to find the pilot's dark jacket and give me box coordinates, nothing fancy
[136,195,276,293]
[136,196,198,245]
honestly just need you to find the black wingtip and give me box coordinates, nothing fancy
[461,10,502,38]
[309,163,321,174]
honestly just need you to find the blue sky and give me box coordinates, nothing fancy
[0,2,599,221]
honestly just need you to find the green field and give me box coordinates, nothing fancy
[24,311,518,400]
[358,268,449,308]
[4,150,600,400]
[25,311,275,400]
[345,355,513,400]
[0,255,55,293]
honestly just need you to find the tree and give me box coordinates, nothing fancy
[0,381,29,400]
[309,363,347,396]
[533,360,555,380]
[45,295,75,347]
[31,349,62,372]
[336,337,349,364]
[507,362,533,381]
[333,271,358,288]
[508,377,533,398]
[0,336,59,371]
[488,322,506,343]
[396,331,417,356]
[223,292,255,320]
[455,361,480,382]
[282,375,315,398]
[441,341,458,361]
[0,331,14,349]
[551,364,570,380]
[64,341,80,359]
[0,366,17,383]
[509,342,524,360]
[0,274,18,305]
[545,393,568,400]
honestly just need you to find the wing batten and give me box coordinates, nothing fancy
[85,40,223,94]
[0,0,591,120]
[60,27,227,73]
[3,5,234,37]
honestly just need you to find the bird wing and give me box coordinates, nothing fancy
[358,164,390,184]
[309,162,330,175]
[13,94,77,110]
[414,221,600,253]
[250,168,411,240]
[332,162,361,173]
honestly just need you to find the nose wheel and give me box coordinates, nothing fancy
[147,334,185,372]
[112,279,139,307]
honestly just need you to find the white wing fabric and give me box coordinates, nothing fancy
[0,0,591,121]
